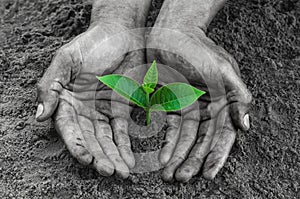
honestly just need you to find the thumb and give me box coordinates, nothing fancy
[213,45,252,131]
[36,49,73,122]
[222,64,253,131]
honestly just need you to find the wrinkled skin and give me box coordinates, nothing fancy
[36,0,252,182]
[146,0,253,182]
[35,0,152,178]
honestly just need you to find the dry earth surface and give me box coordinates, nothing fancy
[0,0,299,198]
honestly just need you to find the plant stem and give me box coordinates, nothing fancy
[146,92,150,104]
[146,108,151,126]
[146,92,150,126]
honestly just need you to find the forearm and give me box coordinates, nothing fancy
[155,0,227,32]
[91,0,152,28]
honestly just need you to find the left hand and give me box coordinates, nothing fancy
[36,21,145,178]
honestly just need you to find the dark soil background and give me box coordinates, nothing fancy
[0,0,299,198]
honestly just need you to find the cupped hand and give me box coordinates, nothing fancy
[36,22,144,178]
[147,28,252,182]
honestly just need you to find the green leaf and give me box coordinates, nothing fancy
[143,60,158,93]
[97,75,147,108]
[142,87,155,94]
[150,83,206,112]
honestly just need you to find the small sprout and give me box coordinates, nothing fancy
[97,61,205,125]
[142,60,158,94]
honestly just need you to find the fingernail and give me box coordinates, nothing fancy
[243,114,250,130]
[36,104,44,119]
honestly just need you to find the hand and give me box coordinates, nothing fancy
[147,23,252,182]
[36,22,145,178]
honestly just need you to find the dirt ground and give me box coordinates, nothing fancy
[0,0,299,198]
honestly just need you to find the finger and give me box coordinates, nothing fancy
[111,117,135,169]
[54,100,93,165]
[227,90,251,132]
[213,44,241,77]
[162,110,200,182]
[99,100,135,169]
[222,64,252,131]
[175,107,227,182]
[159,114,181,165]
[59,89,109,122]
[66,90,114,101]
[199,97,227,121]
[174,118,217,182]
[113,50,146,84]
[77,115,114,176]
[94,120,130,179]
[202,113,237,180]
[95,100,132,120]
[36,48,74,122]
[209,107,228,150]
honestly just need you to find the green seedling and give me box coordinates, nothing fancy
[97,61,206,125]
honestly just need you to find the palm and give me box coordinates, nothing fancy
[37,23,144,178]
[147,29,252,181]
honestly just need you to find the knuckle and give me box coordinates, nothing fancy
[69,144,86,157]
[220,60,233,70]
[167,115,181,128]
[115,133,130,146]
[183,109,200,121]
[218,50,241,75]
[54,46,73,65]
[118,145,132,156]
[56,47,68,57]
[187,157,203,166]
[243,89,253,105]
[49,81,63,92]
[111,118,128,130]
[97,121,112,131]
[180,134,194,143]
[82,130,94,136]
[36,83,44,96]
[36,82,43,91]
[230,58,240,75]
[215,46,240,73]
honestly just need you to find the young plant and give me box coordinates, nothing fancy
[97,61,206,125]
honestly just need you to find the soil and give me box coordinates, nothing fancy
[0,0,299,198]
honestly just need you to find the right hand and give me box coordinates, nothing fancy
[36,22,144,178]
[147,27,253,181]
[145,0,253,182]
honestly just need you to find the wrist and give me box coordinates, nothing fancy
[154,0,227,33]
[197,0,228,32]
[91,0,151,29]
